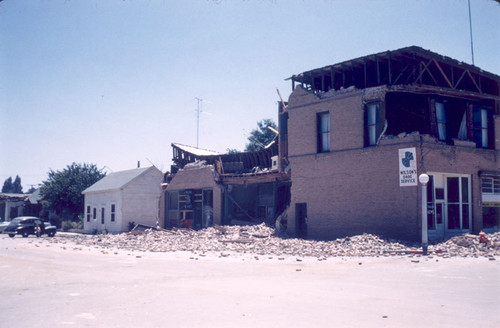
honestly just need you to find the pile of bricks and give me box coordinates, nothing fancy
[43,224,499,260]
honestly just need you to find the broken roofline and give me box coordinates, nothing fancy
[171,141,278,172]
[287,46,500,97]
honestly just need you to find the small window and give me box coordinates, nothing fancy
[86,205,91,222]
[111,204,116,222]
[317,112,330,153]
[93,207,97,221]
[101,208,105,224]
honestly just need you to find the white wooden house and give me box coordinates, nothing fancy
[82,166,163,233]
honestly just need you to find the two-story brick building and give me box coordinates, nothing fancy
[281,46,499,241]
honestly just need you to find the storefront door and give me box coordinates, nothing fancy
[434,201,445,238]
[427,173,471,239]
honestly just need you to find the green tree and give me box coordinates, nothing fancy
[244,119,278,152]
[12,175,23,193]
[2,175,23,193]
[2,177,13,193]
[40,163,106,223]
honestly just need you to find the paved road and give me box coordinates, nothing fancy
[0,234,499,328]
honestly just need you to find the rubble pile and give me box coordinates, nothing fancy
[43,224,500,259]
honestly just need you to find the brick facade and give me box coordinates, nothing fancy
[285,85,499,241]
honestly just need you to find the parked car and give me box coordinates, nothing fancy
[3,216,56,238]
[0,220,10,233]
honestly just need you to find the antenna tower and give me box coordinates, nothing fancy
[195,97,203,148]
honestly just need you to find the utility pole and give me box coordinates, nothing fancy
[195,97,203,148]
[468,0,475,66]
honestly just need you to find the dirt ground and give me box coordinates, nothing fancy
[0,234,499,328]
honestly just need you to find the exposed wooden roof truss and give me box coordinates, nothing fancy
[289,46,499,97]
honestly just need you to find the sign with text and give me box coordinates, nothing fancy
[399,147,417,187]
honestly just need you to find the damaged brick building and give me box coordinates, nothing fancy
[281,46,499,241]
[161,143,290,230]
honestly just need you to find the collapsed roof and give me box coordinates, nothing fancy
[171,142,278,174]
[287,46,499,98]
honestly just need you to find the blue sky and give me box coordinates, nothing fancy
[1,0,499,191]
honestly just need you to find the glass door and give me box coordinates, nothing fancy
[434,202,445,237]
[446,176,470,231]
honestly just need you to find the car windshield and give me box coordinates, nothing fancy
[10,218,22,224]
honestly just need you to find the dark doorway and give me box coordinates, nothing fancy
[295,203,308,238]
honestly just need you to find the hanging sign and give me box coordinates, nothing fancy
[399,147,417,187]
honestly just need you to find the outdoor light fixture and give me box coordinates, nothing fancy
[419,173,429,255]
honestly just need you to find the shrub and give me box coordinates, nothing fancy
[61,220,83,232]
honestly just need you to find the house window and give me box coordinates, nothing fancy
[435,101,447,141]
[86,205,91,222]
[101,207,105,224]
[110,204,116,222]
[366,103,379,146]
[473,107,489,148]
[93,207,97,221]
[317,112,330,152]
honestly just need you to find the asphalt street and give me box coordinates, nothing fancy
[0,234,499,328]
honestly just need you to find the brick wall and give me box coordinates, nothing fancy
[286,86,499,241]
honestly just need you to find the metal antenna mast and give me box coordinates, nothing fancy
[468,0,475,65]
[195,97,203,148]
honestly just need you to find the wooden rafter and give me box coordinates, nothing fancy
[432,59,454,89]
[454,70,467,89]
[415,59,439,86]
[466,70,482,93]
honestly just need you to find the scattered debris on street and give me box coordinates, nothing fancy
[30,224,500,260]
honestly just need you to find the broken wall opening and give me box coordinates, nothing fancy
[225,182,286,226]
[384,92,496,148]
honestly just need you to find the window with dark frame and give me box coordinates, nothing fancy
[317,112,330,153]
[101,208,105,224]
[111,204,115,222]
[86,205,91,222]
